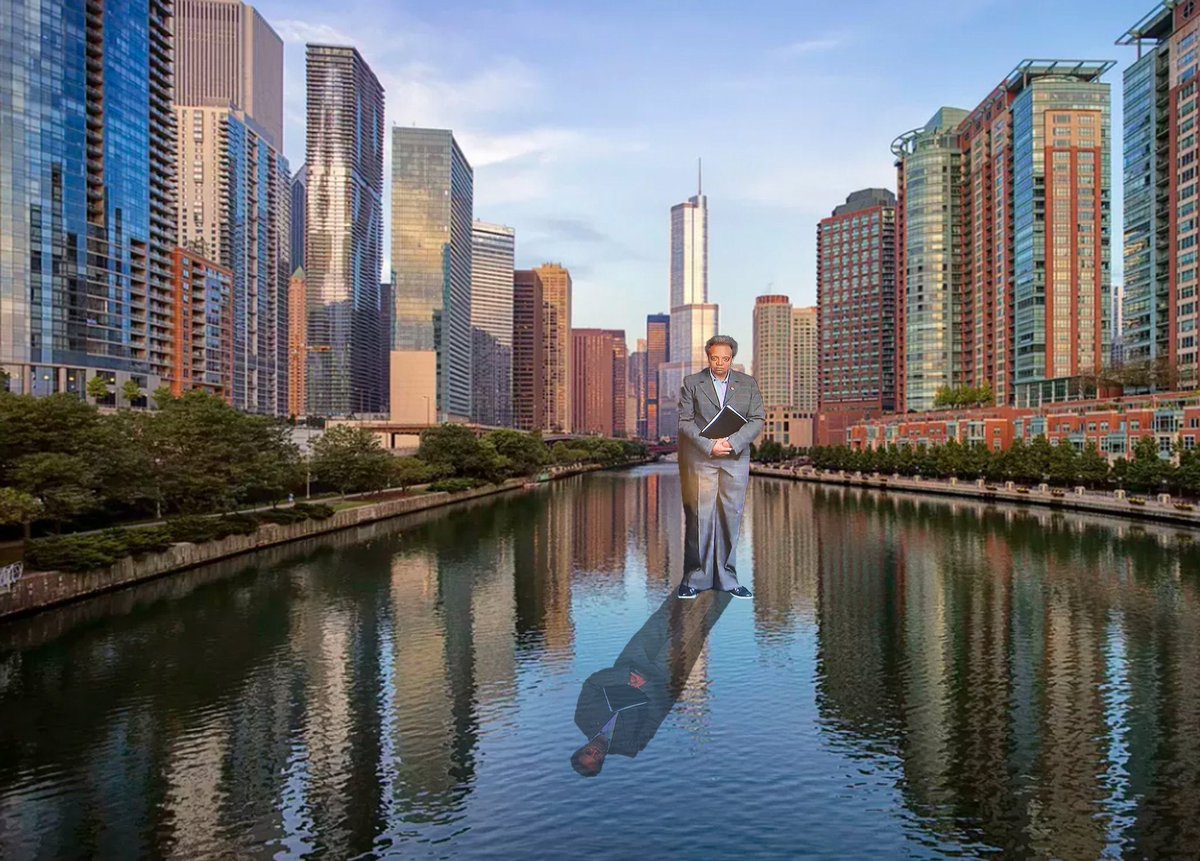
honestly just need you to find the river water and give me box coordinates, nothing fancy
[1,464,1199,859]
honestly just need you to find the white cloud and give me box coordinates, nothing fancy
[776,37,843,57]
[273,19,355,46]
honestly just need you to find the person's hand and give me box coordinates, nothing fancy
[712,438,733,457]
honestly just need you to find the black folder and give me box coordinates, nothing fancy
[700,404,748,440]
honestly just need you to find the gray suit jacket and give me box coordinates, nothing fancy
[677,369,766,461]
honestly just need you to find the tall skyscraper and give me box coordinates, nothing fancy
[290,165,307,271]
[392,128,474,423]
[175,0,290,415]
[817,189,897,415]
[174,0,284,149]
[288,268,307,416]
[470,221,515,428]
[305,45,385,417]
[1121,5,1199,388]
[659,169,717,438]
[893,107,968,413]
[645,314,670,439]
[893,61,1112,411]
[0,0,176,398]
[629,338,647,439]
[512,270,545,432]
[608,329,628,438]
[537,263,573,433]
[792,306,818,413]
[753,296,794,409]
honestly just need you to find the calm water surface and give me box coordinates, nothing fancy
[2,465,1200,859]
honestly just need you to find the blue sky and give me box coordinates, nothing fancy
[259,0,1142,353]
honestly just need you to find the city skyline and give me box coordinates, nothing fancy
[254,0,1134,350]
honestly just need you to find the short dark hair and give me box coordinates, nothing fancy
[705,335,738,357]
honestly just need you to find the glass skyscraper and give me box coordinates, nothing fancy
[391,127,474,423]
[305,44,385,417]
[1,0,176,397]
[470,221,515,428]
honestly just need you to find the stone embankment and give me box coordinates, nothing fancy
[751,465,1200,527]
[0,460,646,621]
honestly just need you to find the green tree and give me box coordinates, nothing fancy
[121,379,143,408]
[310,424,395,497]
[1078,442,1110,488]
[1176,448,1200,499]
[0,393,100,483]
[419,424,483,473]
[1047,441,1080,486]
[1127,435,1166,493]
[86,375,111,403]
[393,457,436,490]
[152,385,175,410]
[485,429,547,477]
[0,487,43,541]
[11,452,97,530]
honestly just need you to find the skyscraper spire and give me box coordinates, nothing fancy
[698,157,703,196]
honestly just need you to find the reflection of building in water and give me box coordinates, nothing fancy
[471,535,517,708]
[571,476,628,582]
[749,479,818,636]
[162,724,229,858]
[514,483,575,656]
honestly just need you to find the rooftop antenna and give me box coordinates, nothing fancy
[697,157,703,196]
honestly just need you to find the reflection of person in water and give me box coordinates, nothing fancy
[570,590,731,776]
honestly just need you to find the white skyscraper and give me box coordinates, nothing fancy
[660,162,718,437]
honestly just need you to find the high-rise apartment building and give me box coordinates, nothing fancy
[0,0,176,398]
[817,189,897,416]
[893,108,968,413]
[175,0,290,414]
[608,329,628,438]
[392,128,474,423]
[754,296,794,408]
[792,306,818,412]
[1121,5,1200,388]
[171,249,234,399]
[288,268,307,416]
[305,45,385,417]
[893,61,1112,411]
[512,270,545,432]
[572,329,622,437]
[645,314,670,439]
[537,263,573,433]
[471,222,515,428]
[511,265,572,432]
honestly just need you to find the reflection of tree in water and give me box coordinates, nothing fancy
[802,482,1200,858]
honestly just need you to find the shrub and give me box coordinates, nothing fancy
[167,515,221,543]
[122,526,174,557]
[257,507,309,525]
[1175,502,1196,512]
[217,513,260,535]
[1129,497,1147,506]
[293,502,334,520]
[1017,487,1030,494]
[985,485,998,491]
[428,478,483,494]
[1051,490,1065,498]
[26,532,127,572]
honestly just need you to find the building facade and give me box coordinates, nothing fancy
[537,263,573,433]
[175,105,290,414]
[645,314,670,439]
[792,306,818,413]
[0,0,176,398]
[288,268,306,416]
[171,249,234,400]
[512,270,545,432]
[1120,3,1200,389]
[572,328,620,437]
[817,188,897,415]
[304,45,385,417]
[290,165,306,272]
[470,221,515,428]
[174,0,283,149]
[753,295,794,409]
[391,127,474,423]
[893,61,1113,412]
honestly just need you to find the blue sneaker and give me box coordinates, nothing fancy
[727,586,753,599]
[676,583,700,599]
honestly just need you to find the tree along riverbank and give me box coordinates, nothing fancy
[751,465,1200,527]
[0,459,650,621]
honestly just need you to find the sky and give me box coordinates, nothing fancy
[258,0,1142,354]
